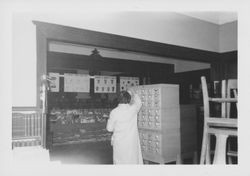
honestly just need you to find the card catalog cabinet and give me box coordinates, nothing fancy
[131,84,181,164]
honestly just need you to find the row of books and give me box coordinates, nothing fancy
[49,109,112,145]
[49,108,111,124]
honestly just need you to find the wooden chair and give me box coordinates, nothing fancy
[224,79,238,164]
[200,76,237,164]
[233,89,238,109]
[222,79,237,118]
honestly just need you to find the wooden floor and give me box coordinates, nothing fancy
[49,141,113,164]
[49,141,197,164]
[49,137,237,165]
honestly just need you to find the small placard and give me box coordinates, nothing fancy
[49,72,60,92]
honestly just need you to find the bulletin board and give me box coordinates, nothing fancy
[94,76,117,93]
[120,77,139,91]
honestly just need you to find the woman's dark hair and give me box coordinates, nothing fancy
[118,91,131,104]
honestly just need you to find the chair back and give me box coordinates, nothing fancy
[201,76,210,118]
[226,79,237,118]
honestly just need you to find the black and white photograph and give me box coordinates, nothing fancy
[1,0,250,176]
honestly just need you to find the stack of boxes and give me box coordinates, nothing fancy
[131,84,181,164]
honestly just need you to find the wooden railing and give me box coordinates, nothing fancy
[12,107,46,149]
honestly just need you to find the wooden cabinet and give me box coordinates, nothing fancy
[131,84,198,164]
[131,84,181,164]
[180,104,197,161]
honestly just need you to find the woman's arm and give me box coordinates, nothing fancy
[129,91,142,112]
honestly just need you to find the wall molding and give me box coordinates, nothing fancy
[33,21,221,63]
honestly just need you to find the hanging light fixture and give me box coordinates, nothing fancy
[90,48,102,58]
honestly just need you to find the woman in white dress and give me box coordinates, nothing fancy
[106,91,143,164]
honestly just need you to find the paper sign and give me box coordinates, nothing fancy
[94,76,116,93]
[64,73,90,92]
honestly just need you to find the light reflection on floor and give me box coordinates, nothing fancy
[49,141,113,164]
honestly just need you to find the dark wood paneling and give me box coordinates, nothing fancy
[33,21,219,63]
[211,51,237,81]
[47,52,174,80]
[221,51,237,62]
[167,69,210,104]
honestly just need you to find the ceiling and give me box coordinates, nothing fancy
[180,12,237,25]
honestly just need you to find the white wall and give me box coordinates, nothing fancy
[12,12,235,107]
[12,14,37,107]
[219,21,237,52]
